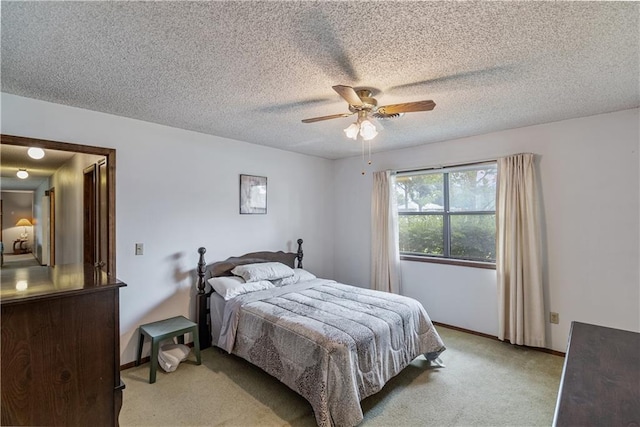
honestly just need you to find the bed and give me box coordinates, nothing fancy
[195,239,445,427]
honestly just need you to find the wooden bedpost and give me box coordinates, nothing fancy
[197,247,207,294]
[296,238,303,269]
[196,247,211,349]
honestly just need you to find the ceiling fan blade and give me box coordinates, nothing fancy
[377,100,436,115]
[301,113,352,123]
[332,85,364,106]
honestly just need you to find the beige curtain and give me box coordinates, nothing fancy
[371,170,401,294]
[496,154,546,347]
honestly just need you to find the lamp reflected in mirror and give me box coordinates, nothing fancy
[16,218,32,240]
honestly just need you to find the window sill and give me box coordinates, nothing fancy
[400,255,496,270]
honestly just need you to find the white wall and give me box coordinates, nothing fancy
[333,108,640,352]
[2,93,335,364]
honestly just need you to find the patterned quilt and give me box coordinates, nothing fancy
[218,278,445,427]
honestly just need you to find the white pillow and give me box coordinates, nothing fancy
[231,262,295,282]
[271,268,317,286]
[294,268,317,282]
[207,276,274,300]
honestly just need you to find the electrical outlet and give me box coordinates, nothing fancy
[135,243,144,256]
[550,312,559,324]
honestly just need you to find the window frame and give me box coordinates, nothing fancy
[396,162,497,269]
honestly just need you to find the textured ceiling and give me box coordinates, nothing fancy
[2,1,639,160]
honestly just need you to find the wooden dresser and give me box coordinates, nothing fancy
[1,264,126,426]
[553,321,640,426]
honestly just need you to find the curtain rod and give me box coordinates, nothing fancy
[393,152,534,174]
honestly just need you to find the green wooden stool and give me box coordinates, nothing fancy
[136,315,201,384]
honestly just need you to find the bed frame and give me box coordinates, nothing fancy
[195,239,304,349]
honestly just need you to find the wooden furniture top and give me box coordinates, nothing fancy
[553,321,640,426]
[1,264,125,306]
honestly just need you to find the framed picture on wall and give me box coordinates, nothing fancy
[239,174,267,214]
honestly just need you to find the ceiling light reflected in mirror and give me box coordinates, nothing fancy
[27,147,45,159]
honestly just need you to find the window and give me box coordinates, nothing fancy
[396,163,497,263]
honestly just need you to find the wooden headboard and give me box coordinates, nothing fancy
[194,239,304,349]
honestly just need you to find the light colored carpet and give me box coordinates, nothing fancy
[119,326,564,427]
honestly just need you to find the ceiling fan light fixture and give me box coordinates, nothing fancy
[359,119,378,141]
[344,122,359,140]
[16,169,29,179]
[28,147,45,159]
[303,84,434,148]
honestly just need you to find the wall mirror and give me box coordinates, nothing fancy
[0,134,116,276]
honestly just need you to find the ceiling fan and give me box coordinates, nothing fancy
[301,85,436,140]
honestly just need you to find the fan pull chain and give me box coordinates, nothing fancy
[359,139,373,175]
[361,139,365,175]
